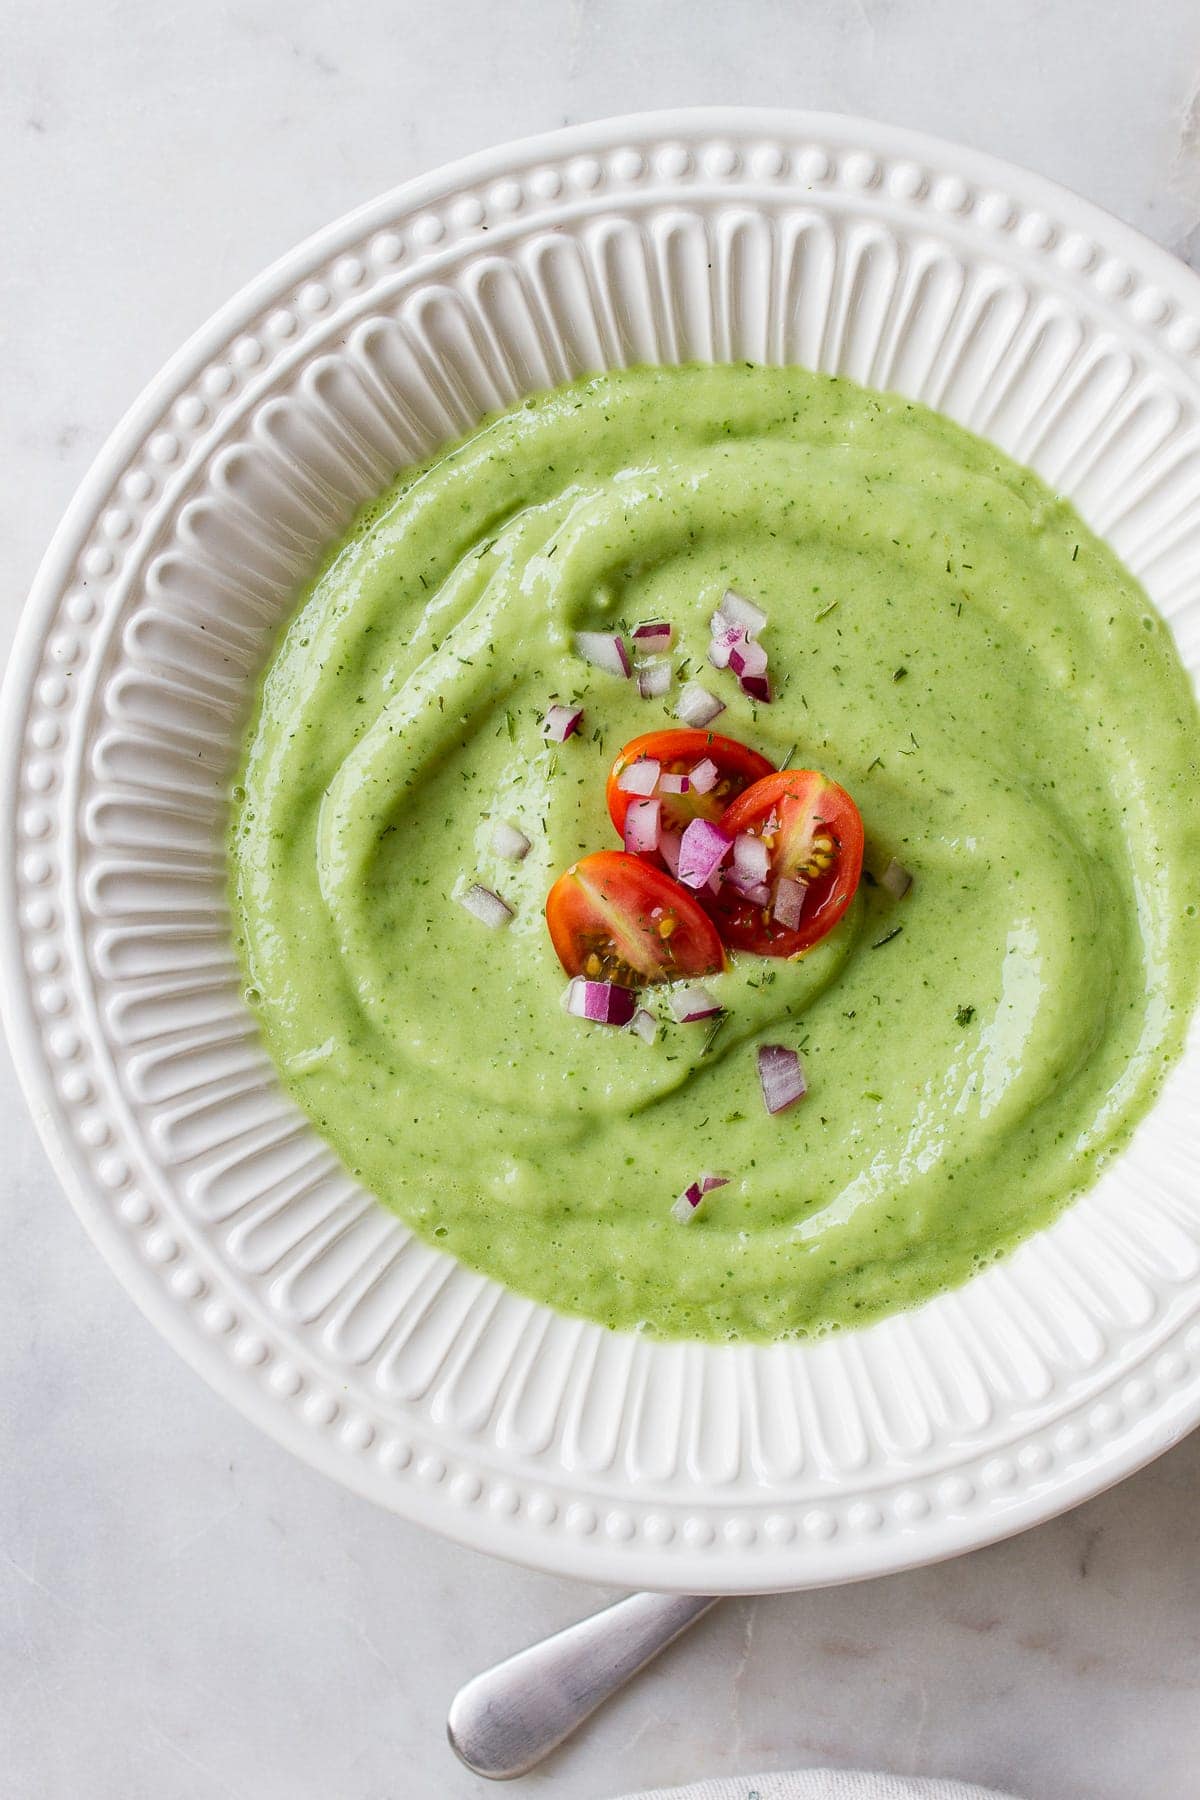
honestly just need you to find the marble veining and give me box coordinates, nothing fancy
[3,3,1200,1797]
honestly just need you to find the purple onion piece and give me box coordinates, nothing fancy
[727,872,771,906]
[617,757,660,796]
[491,821,531,862]
[772,874,807,930]
[670,1170,731,1223]
[667,982,722,1023]
[637,659,672,700]
[670,1182,704,1222]
[623,796,661,856]
[456,882,513,929]
[659,829,682,877]
[718,588,768,635]
[729,636,769,680]
[543,703,584,742]
[658,771,691,795]
[677,817,732,889]
[738,671,772,704]
[629,1006,658,1045]
[574,630,631,678]
[733,831,770,885]
[881,858,913,900]
[563,977,638,1027]
[675,682,725,728]
[708,624,744,671]
[689,757,719,794]
[632,621,674,652]
[757,1043,808,1114]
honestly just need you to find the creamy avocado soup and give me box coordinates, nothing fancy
[230,363,1200,1341]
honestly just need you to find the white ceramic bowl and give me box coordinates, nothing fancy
[5,110,1200,1593]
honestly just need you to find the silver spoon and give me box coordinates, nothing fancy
[447,1591,718,1779]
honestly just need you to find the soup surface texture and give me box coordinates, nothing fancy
[230,363,1200,1341]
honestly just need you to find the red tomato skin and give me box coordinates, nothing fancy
[545,850,726,984]
[606,729,775,842]
[711,770,864,956]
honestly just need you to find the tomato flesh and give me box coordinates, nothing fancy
[606,729,775,848]
[710,770,864,956]
[546,850,726,985]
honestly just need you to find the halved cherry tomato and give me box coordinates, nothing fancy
[545,850,726,985]
[606,729,775,848]
[710,770,864,956]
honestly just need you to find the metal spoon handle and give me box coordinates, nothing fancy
[447,1591,717,1779]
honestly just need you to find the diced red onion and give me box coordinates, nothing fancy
[637,658,672,699]
[617,757,660,796]
[710,591,772,699]
[623,796,661,855]
[659,829,682,876]
[772,874,807,930]
[708,624,744,671]
[718,588,768,635]
[738,672,772,704]
[881,858,913,900]
[543,703,584,742]
[677,817,732,888]
[574,630,631,678]
[729,636,769,680]
[658,771,691,795]
[675,682,725,728]
[491,821,531,862]
[667,982,723,1023]
[456,882,513,929]
[563,977,638,1026]
[629,1007,658,1045]
[733,832,770,885]
[671,1184,703,1223]
[727,872,771,906]
[689,757,719,794]
[632,621,674,653]
[670,1171,731,1223]
[757,1043,808,1114]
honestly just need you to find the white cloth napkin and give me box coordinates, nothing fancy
[614,1773,1018,1800]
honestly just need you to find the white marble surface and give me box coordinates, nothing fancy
[3,4,1200,1796]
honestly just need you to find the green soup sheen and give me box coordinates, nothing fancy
[230,363,1200,1342]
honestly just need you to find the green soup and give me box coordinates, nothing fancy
[230,363,1200,1341]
